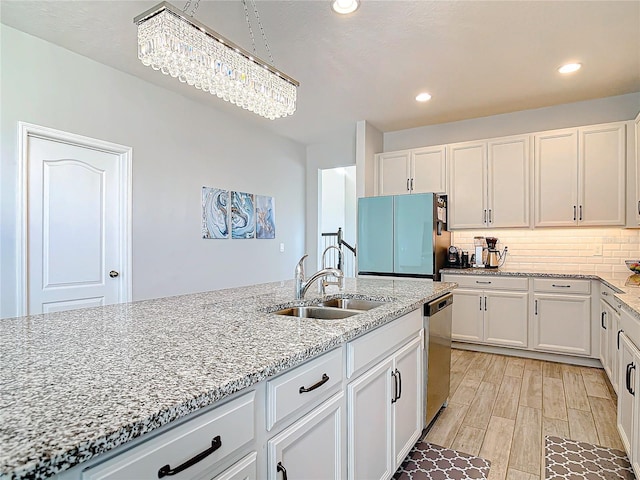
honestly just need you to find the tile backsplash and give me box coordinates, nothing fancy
[451,228,640,275]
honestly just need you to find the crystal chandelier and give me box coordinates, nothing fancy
[134,1,299,120]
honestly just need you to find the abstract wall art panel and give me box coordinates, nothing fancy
[256,195,276,239]
[231,191,255,239]
[202,187,229,239]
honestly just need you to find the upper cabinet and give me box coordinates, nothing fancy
[534,122,626,227]
[634,112,640,224]
[448,135,530,230]
[376,146,446,196]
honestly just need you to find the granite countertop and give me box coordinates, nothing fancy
[440,267,640,320]
[0,277,455,480]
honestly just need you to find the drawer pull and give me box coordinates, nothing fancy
[391,370,398,404]
[277,462,288,480]
[601,311,607,330]
[551,284,571,288]
[157,435,221,478]
[396,368,402,401]
[299,373,329,394]
[476,281,492,284]
[602,291,609,296]
[618,329,623,350]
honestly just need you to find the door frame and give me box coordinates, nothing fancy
[16,121,133,316]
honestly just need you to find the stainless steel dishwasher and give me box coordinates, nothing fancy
[424,293,453,427]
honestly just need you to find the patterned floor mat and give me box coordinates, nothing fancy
[545,436,635,479]
[393,441,491,480]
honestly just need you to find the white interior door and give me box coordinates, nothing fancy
[22,125,131,315]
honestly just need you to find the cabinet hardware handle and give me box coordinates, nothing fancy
[391,370,398,403]
[618,330,623,350]
[395,368,402,401]
[109,270,119,278]
[602,291,609,296]
[637,200,640,215]
[483,209,487,224]
[627,363,636,396]
[601,311,607,329]
[573,206,576,221]
[299,373,329,394]
[484,296,487,311]
[410,178,414,191]
[277,462,288,480]
[551,284,571,288]
[488,209,492,223]
[407,178,410,191]
[476,280,492,284]
[534,299,538,315]
[158,436,222,478]
[579,205,583,221]
[479,296,483,311]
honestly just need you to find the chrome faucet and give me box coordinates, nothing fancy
[294,254,344,300]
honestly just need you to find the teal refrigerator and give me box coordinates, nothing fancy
[357,193,450,280]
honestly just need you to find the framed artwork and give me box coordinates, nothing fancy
[202,187,229,239]
[231,191,255,239]
[256,195,275,239]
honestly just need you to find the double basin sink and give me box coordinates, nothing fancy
[273,298,386,320]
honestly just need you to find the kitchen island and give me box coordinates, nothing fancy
[0,277,455,479]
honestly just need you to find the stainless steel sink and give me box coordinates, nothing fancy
[318,298,386,311]
[273,306,359,320]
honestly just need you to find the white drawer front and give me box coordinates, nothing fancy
[82,392,255,480]
[346,308,422,378]
[266,348,343,430]
[211,452,257,480]
[533,278,591,294]
[443,274,528,291]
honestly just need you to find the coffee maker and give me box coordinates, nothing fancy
[485,237,507,268]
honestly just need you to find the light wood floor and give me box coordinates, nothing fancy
[424,349,624,480]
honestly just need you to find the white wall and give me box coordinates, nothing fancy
[321,169,347,233]
[0,25,307,318]
[305,131,356,270]
[356,120,382,198]
[383,93,640,151]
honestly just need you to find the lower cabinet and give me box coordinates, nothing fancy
[618,333,636,461]
[347,335,423,480]
[444,275,529,348]
[267,392,344,480]
[600,298,622,392]
[214,453,257,480]
[532,293,591,356]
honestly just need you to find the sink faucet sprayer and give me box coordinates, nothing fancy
[294,254,344,300]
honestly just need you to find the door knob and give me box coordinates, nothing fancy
[109,270,119,278]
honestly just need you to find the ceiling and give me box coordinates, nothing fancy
[1,0,639,145]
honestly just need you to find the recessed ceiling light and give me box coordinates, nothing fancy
[416,92,432,102]
[331,0,359,14]
[558,63,582,74]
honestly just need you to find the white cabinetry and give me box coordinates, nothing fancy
[534,123,626,227]
[599,285,623,393]
[81,392,256,480]
[635,112,640,223]
[346,309,423,480]
[376,146,446,196]
[267,393,344,480]
[448,135,530,229]
[532,279,591,356]
[443,274,529,348]
[618,332,638,470]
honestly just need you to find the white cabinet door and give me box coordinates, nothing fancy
[347,358,394,480]
[451,289,484,343]
[448,141,487,229]
[484,291,528,348]
[618,333,637,458]
[268,393,344,480]
[579,123,626,226]
[611,309,622,394]
[533,294,591,356]
[377,151,411,196]
[487,135,530,228]
[392,336,423,468]
[534,129,578,227]
[599,300,611,379]
[412,146,446,194]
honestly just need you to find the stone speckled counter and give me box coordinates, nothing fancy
[441,267,640,321]
[0,277,455,480]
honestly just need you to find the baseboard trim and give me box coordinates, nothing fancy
[452,342,603,368]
